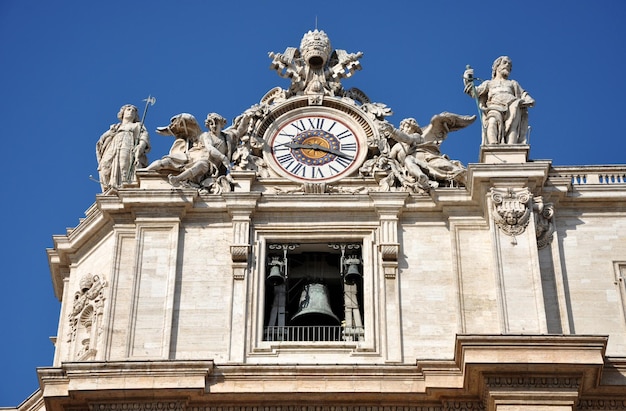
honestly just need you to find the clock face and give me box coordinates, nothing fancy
[267,114,364,183]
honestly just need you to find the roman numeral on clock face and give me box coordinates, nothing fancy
[342,142,357,153]
[275,151,331,180]
[275,117,352,136]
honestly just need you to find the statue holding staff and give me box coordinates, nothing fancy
[96,103,151,191]
[463,56,534,145]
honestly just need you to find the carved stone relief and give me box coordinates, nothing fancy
[534,196,555,249]
[490,187,532,242]
[89,402,186,411]
[68,273,107,360]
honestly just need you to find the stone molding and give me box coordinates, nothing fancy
[191,408,443,411]
[577,399,626,410]
[35,336,623,411]
[484,375,580,390]
[90,402,187,411]
[442,401,484,411]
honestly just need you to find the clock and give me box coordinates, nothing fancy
[262,100,371,183]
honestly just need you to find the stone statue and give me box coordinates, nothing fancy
[268,29,363,99]
[96,104,150,191]
[375,113,475,191]
[145,111,251,188]
[144,113,203,182]
[463,56,534,145]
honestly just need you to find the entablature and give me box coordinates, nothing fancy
[36,335,620,411]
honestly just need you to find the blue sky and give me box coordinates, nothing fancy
[1,0,625,405]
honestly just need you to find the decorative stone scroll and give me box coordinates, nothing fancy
[533,196,555,249]
[490,187,532,241]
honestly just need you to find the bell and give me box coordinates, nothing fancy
[344,263,362,285]
[266,264,285,286]
[291,283,340,326]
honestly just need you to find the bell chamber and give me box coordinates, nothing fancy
[263,242,364,342]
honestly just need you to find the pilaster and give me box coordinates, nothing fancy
[127,212,185,359]
[370,191,408,362]
[468,153,552,333]
[224,192,261,362]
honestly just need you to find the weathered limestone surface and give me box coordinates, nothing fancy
[31,31,626,411]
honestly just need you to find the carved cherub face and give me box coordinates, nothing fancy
[205,113,227,134]
[504,211,518,225]
[399,118,422,135]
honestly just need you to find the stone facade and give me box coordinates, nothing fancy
[25,31,626,411]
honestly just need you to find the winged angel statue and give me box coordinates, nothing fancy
[361,112,476,192]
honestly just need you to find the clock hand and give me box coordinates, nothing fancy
[273,141,299,149]
[274,141,354,160]
[305,143,354,160]
[277,141,353,159]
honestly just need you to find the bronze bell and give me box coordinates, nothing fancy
[291,283,340,326]
[344,263,362,285]
[266,258,285,286]
[343,256,362,285]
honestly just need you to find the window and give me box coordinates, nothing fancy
[263,243,364,342]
